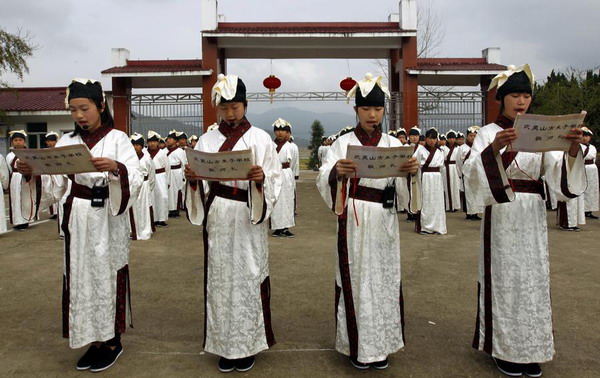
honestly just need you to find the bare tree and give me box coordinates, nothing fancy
[0,28,39,87]
[372,0,446,80]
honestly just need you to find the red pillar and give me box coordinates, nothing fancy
[202,36,219,131]
[481,75,500,125]
[389,49,401,132]
[111,77,131,134]
[401,36,418,132]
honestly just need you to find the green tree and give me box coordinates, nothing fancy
[0,28,37,87]
[308,119,324,170]
[533,68,600,145]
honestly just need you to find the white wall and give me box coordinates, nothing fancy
[0,113,73,155]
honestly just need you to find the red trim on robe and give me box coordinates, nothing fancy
[115,162,131,216]
[337,210,359,359]
[260,277,276,347]
[481,145,511,204]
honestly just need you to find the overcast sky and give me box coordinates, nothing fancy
[2,0,599,97]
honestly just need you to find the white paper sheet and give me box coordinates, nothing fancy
[186,148,253,181]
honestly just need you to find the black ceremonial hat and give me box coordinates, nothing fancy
[496,71,532,100]
[355,85,386,107]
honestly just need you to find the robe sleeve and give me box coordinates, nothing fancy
[108,133,143,216]
[292,145,300,179]
[184,179,205,225]
[543,150,587,202]
[316,138,348,215]
[147,158,156,193]
[21,174,67,221]
[0,154,8,190]
[463,129,516,207]
[250,139,282,225]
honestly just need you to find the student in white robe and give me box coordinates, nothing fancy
[184,74,282,373]
[457,126,483,220]
[442,130,462,212]
[406,126,424,222]
[0,153,8,233]
[556,179,586,231]
[166,130,186,218]
[146,131,170,227]
[415,128,447,235]
[289,134,300,215]
[7,130,37,230]
[17,79,142,372]
[129,133,155,240]
[317,73,420,370]
[271,118,296,237]
[189,134,199,149]
[463,64,586,377]
[42,131,60,221]
[581,127,599,219]
[178,132,188,149]
[456,131,465,146]
[397,129,408,145]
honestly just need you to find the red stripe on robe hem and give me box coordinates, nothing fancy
[337,209,360,359]
[115,162,131,215]
[61,193,75,338]
[260,277,276,347]
[129,207,138,240]
[560,156,578,199]
[481,206,494,353]
[481,145,511,204]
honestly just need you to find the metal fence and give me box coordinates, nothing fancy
[129,90,484,137]
[130,94,203,139]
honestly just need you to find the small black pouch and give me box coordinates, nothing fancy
[382,184,395,209]
[91,185,106,208]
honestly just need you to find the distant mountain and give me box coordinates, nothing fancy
[247,106,355,147]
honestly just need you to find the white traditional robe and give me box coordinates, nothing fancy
[415,147,447,234]
[149,148,170,222]
[7,151,35,227]
[129,151,155,240]
[0,154,9,233]
[582,143,599,212]
[442,144,462,211]
[22,128,143,348]
[557,197,586,228]
[457,143,483,215]
[464,122,586,363]
[185,123,282,359]
[167,146,186,212]
[316,130,421,364]
[318,145,330,167]
[290,141,300,179]
[271,141,295,230]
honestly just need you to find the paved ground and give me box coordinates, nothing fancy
[1,171,599,377]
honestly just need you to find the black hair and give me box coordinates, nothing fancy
[425,129,438,139]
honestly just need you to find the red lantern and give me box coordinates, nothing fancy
[263,75,281,103]
[340,77,357,103]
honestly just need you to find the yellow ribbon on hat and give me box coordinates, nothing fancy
[489,64,535,92]
[347,73,391,101]
[211,74,239,106]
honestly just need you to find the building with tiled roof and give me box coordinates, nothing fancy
[0,87,74,153]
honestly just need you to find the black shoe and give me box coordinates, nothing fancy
[155,221,168,228]
[493,357,523,377]
[49,214,58,220]
[371,358,389,370]
[350,357,369,370]
[559,226,580,232]
[218,357,235,373]
[585,212,599,219]
[168,211,178,218]
[472,214,482,220]
[89,343,123,373]
[281,229,295,238]
[235,356,255,372]
[523,363,542,377]
[272,229,283,237]
[76,345,100,371]
[13,223,29,231]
